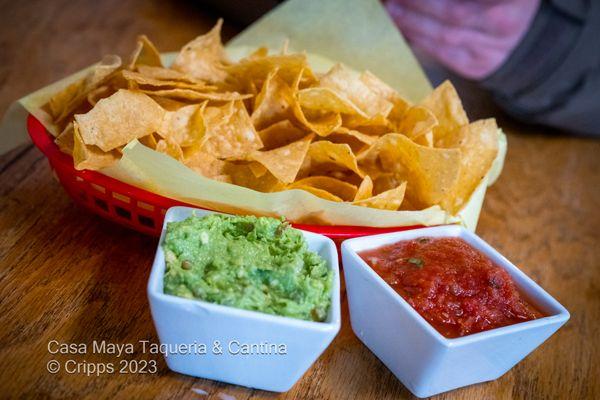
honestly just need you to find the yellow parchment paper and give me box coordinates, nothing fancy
[0,0,507,230]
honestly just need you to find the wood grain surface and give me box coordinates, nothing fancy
[0,1,598,399]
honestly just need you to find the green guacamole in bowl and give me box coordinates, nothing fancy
[162,214,333,322]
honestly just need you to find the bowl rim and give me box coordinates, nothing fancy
[341,225,570,347]
[147,206,342,332]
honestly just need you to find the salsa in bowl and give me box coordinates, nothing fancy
[358,236,544,338]
[341,225,569,398]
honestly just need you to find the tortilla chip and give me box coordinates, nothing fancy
[43,29,499,216]
[184,150,228,179]
[148,96,187,111]
[396,105,438,140]
[138,133,158,149]
[337,128,377,145]
[247,135,312,183]
[55,123,74,155]
[320,64,392,119]
[369,172,403,193]
[248,162,268,178]
[290,176,357,201]
[171,19,229,83]
[353,175,373,201]
[258,120,307,150]
[292,106,342,137]
[139,88,250,101]
[49,55,122,126]
[245,80,260,98]
[251,70,295,130]
[358,133,460,210]
[297,87,367,118]
[127,35,162,70]
[420,80,468,141]
[47,82,83,125]
[156,138,184,161]
[291,67,310,91]
[226,53,315,88]
[75,89,165,151]
[159,102,206,147]
[249,67,339,136]
[121,70,213,91]
[72,122,119,170]
[86,85,113,107]
[358,71,407,125]
[226,162,285,193]
[353,181,406,210]
[309,141,364,177]
[248,47,269,59]
[291,185,343,202]
[414,131,434,147]
[202,101,263,158]
[136,65,203,83]
[327,127,377,153]
[437,119,499,212]
[359,71,404,104]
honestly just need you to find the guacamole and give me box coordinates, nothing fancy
[162,214,333,322]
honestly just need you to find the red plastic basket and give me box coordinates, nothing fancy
[27,114,422,243]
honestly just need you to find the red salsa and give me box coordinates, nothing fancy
[359,237,543,338]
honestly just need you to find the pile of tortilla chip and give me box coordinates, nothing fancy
[46,19,499,214]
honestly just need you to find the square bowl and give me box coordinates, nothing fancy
[341,225,569,398]
[148,206,341,392]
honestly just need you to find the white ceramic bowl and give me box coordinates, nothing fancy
[341,225,569,398]
[148,206,341,392]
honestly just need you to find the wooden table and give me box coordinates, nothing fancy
[0,1,598,399]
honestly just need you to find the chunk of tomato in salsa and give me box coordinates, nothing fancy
[359,237,543,338]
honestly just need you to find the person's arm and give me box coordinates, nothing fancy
[386,0,600,136]
[482,0,600,136]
